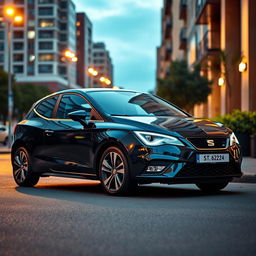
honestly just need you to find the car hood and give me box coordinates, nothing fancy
[111,116,230,138]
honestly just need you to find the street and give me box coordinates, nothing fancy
[0,154,256,256]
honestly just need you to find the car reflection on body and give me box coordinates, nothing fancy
[11,89,242,195]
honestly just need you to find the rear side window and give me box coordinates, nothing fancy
[36,96,58,118]
[56,94,91,119]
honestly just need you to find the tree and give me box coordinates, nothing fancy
[14,83,51,120]
[0,69,51,122]
[157,60,212,112]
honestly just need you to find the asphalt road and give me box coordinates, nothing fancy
[0,154,256,256]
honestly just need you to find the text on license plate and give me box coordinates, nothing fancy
[196,154,229,163]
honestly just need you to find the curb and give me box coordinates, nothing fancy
[233,174,256,184]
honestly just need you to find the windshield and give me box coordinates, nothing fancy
[87,91,188,117]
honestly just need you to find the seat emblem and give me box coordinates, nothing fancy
[207,139,215,147]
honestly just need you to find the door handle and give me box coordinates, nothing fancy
[45,130,54,136]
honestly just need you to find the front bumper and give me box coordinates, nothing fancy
[130,143,242,184]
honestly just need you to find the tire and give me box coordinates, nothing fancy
[12,147,40,187]
[99,146,137,195]
[196,182,229,193]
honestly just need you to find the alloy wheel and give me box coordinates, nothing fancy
[101,151,125,192]
[13,149,29,183]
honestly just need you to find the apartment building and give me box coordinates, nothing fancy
[0,0,77,91]
[157,0,256,117]
[76,12,93,88]
[92,42,113,88]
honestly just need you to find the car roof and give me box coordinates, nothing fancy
[34,88,146,105]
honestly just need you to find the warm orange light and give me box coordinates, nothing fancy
[88,67,98,76]
[14,15,23,22]
[105,79,111,86]
[218,77,225,86]
[100,76,107,83]
[5,7,15,17]
[239,61,247,72]
[71,56,78,62]
[65,50,75,59]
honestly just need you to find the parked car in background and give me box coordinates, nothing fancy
[0,125,8,145]
[11,89,242,195]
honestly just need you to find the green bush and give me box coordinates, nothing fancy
[214,110,256,134]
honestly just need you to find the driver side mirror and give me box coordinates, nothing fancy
[68,109,91,127]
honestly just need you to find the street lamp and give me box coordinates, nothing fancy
[64,50,77,88]
[4,6,23,148]
[88,67,98,77]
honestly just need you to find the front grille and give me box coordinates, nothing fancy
[176,163,241,178]
[187,137,228,149]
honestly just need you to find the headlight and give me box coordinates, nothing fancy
[230,132,239,146]
[134,131,184,147]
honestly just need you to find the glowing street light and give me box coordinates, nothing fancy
[14,15,23,23]
[63,50,77,88]
[4,7,15,17]
[88,67,98,77]
[218,77,225,86]
[3,5,23,148]
[239,61,247,73]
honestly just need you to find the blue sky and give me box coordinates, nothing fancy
[75,0,162,92]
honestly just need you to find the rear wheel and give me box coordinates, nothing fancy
[12,147,40,187]
[99,146,137,195]
[196,182,229,193]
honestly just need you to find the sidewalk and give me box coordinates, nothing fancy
[1,145,255,183]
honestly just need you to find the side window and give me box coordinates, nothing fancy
[56,94,91,119]
[36,96,58,118]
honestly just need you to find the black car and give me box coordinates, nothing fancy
[11,89,242,195]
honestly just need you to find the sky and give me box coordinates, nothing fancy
[75,0,162,92]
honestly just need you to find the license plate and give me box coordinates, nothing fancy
[196,154,229,163]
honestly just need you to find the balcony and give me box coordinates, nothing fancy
[196,30,220,63]
[165,42,172,61]
[164,0,172,16]
[195,0,220,24]
[164,16,173,39]
[179,27,187,50]
[179,0,187,20]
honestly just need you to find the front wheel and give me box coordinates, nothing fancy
[12,147,40,187]
[99,146,137,195]
[196,182,229,193]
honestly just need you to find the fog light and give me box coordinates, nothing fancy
[146,166,165,172]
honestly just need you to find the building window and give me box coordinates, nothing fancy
[39,19,54,27]
[13,31,24,39]
[28,31,35,39]
[13,65,23,73]
[13,54,23,62]
[58,66,66,75]
[27,65,34,74]
[38,64,53,73]
[38,30,54,38]
[39,41,53,50]
[28,41,34,50]
[0,54,4,62]
[38,7,53,16]
[59,33,67,41]
[39,53,54,61]
[14,0,24,4]
[39,0,54,4]
[28,20,35,27]
[13,42,23,50]
[0,31,4,40]
[0,42,4,51]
